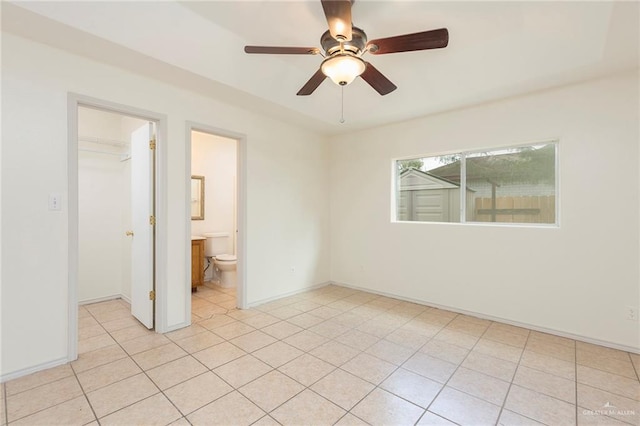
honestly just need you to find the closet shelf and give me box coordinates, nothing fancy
[78,148,130,162]
[78,135,128,147]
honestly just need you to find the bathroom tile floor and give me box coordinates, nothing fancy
[2,283,639,425]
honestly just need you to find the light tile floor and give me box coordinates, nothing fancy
[2,283,639,425]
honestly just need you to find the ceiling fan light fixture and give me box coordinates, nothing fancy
[321,54,366,86]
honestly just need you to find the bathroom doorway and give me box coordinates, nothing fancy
[187,124,246,317]
[76,106,157,328]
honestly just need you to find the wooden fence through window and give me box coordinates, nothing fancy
[474,195,555,224]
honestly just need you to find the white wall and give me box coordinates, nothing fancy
[1,33,331,379]
[191,131,237,254]
[330,71,639,351]
[78,151,127,302]
[77,108,146,303]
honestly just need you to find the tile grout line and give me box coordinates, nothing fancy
[293,291,407,425]
[411,320,579,424]
[567,349,637,381]
[84,304,191,423]
[139,292,248,423]
[371,310,456,425]
[4,375,93,425]
[2,383,7,426]
[334,310,430,425]
[242,288,377,424]
[325,299,512,425]
[245,288,416,425]
[7,292,365,423]
[8,285,637,426]
[67,290,640,426]
[572,356,640,402]
[172,294,335,420]
[161,369,232,419]
[506,335,640,402]
[78,303,125,426]
[576,383,639,426]
[394,314,464,424]
[199,288,351,424]
[493,330,539,426]
[70,367,101,426]
[574,340,579,426]
[627,352,640,382]
[6,305,107,425]
[419,316,497,425]
[250,414,282,426]
[339,296,433,423]
[111,292,632,426]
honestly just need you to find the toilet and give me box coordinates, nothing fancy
[203,232,237,288]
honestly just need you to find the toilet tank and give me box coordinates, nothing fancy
[203,232,229,257]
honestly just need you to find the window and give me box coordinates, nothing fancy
[395,142,557,225]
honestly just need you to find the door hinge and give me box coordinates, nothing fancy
[149,290,156,301]
[149,215,156,226]
[149,139,156,150]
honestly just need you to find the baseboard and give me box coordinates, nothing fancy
[247,281,331,308]
[165,320,191,333]
[79,293,129,306]
[0,357,68,383]
[332,281,640,355]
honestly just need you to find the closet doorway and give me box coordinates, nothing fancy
[77,106,156,329]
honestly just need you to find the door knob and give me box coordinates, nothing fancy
[125,231,134,236]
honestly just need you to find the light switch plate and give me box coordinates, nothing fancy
[49,193,61,211]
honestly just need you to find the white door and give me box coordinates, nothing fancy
[130,122,155,329]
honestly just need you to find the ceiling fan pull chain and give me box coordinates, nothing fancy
[340,85,345,124]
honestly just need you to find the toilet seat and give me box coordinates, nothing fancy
[215,254,236,262]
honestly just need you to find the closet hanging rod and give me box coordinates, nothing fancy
[78,135,127,147]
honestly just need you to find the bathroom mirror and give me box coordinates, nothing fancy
[191,175,205,220]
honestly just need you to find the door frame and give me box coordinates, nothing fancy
[185,122,247,312]
[67,93,169,362]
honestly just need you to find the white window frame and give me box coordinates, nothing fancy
[392,140,559,227]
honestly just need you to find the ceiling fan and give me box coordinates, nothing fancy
[244,0,449,96]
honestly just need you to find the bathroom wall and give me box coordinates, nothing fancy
[191,131,237,256]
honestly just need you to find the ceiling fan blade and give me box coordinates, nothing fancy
[360,62,397,96]
[367,28,449,55]
[297,69,327,96]
[244,46,320,55]
[321,0,353,41]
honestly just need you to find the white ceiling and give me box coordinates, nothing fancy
[3,1,638,135]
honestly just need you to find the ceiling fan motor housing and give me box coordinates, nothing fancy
[321,27,367,55]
